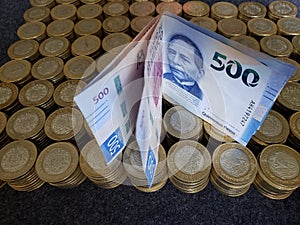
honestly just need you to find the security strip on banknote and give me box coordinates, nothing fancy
[75,13,296,187]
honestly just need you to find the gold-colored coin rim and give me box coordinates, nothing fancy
[17,21,47,40]
[102,15,130,33]
[102,32,132,52]
[130,16,154,34]
[46,19,74,37]
[231,35,260,51]
[182,1,210,17]
[238,1,267,19]
[156,2,182,15]
[260,35,293,57]
[277,17,300,36]
[30,0,56,8]
[50,4,77,20]
[289,111,300,141]
[217,18,247,37]
[0,60,31,83]
[7,39,39,60]
[23,6,51,22]
[277,82,300,111]
[77,4,103,19]
[103,2,129,17]
[71,35,101,56]
[0,140,37,180]
[39,36,70,57]
[129,1,156,17]
[74,18,102,36]
[0,82,19,111]
[276,57,300,82]
[247,18,277,37]
[204,121,234,143]
[211,2,238,19]
[64,55,95,79]
[268,0,298,18]
[0,112,7,134]
[190,17,217,32]
[31,56,64,80]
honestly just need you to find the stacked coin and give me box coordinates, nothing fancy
[102,16,131,34]
[0,60,32,86]
[276,57,300,82]
[211,2,238,22]
[17,21,47,42]
[268,0,298,21]
[6,106,50,150]
[217,18,247,38]
[238,1,267,23]
[80,0,105,5]
[253,144,300,199]
[277,17,300,37]
[74,18,102,37]
[163,106,203,148]
[182,1,210,20]
[95,51,117,73]
[203,121,234,153]
[123,140,168,192]
[53,80,87,107]
[231,35,260,51]
[0,140,45,191]
[247,18,277,39]
[102,33,132,53]
[103,2,129,18]
[39,37,71,60]
[80,139,127,188]
[260,35,293,57]
[0,180,5,189]
[7,39,40,62]
[0,112,11,149]
[77,4,103,20]
[287,112,300,151]
[190,17,217,32]
[56,0,81,7]
[71,35,101,58]
[130,16,154,36]
[0,82,22,115]
[31,56,65,84]
[50,4,77,21]
[274,82,300,117]
[36,142,86,188]
[46,19,75,40]
[30,0,56,8]
[23,6,52,24]
[247,110,290,155]
[156,2,182,16]
[210,143,258,197]
[167,140,211,193]
[44,107,85,144]
[129,2,156,17]
[19,79,56,114]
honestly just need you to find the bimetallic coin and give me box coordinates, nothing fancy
[277,82,300,113]
[182,1,210,20]
[156,2,182,16]
[0,112,7,136]
[56,0,80,5]
[64,55,96,81]
[288,112,300,150]
[268,0,298,20]
[190,17,217,32]
[277,17,300,36]
[131,16,154,36]
[292,35,300,58]
[217,18,247,38]
[7,39,40,61]
[102,33,132,53]
[23,6,51,23]
[0,60,31,85]
[103,2,129,17]
[44,107,83,141]
[71,35,101,57]
[129,2,156,17]
[0,83,20,114]
[260,35,293,57]
[276,57,300,82]
[247,18,277,37]
[31,56,65,84]
[231,35,260,51]
[17,21,47,42]
[102,16,130,34]
[238,1,267,22]
[50,4,77,21]
[96,51,117,73]
[39,36,71,59]
[30,0,56,8]
[54,80,87,107]
[77,4,103,20]
[80,0,103,4]
[46,19,75,40]
[211,2,238,21]
[74,18,102,37]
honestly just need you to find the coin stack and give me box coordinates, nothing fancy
[0,140,45,191]
[182,1,210,20]
[39,36,71,60]
[260,35,293,57]
[167,140,211,194]
[74,18,102,37]
[287,112,300,152]
[253,144,300,199]
[268,0,298,21]
[53,80,87,107]
[163,106,203,148]
[156,2,183,16]
[129,1,156,18]
[8,39,40,62]
[247,18,277,39]
[217,18,247,38]
[17,21,47,42]
[231,35,260,51]
[292,35,300,61]
[80,139,127,188]
[238,1,267,23]
[102,33,132,54]
[123,140,168,192]
[103,1,129,18]
[23,6,52,24]
[211,2,238,22]
[50,4,77,21]
[19,79,56,114]
[247,110,290,156]
[190,17,217,32]
[46,19,75,40]
[71,35,101,58]
[56,0,81,7]
[77,4,103,20]
[0,112,11,149]
[80,0,105,5]
[277,17,300,38]
[103,15,131,35]
[30,0,56,8]
[130,16,154,36]
[276,57,300,82]
[0,82,22,115]
[6,107,50,150]
[210,143,258,197]
[36,142,86,188]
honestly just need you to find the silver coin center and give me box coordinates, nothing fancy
[43,148,72,175]
[1,146,30,172]
[13,112,39,134]
[170,109,196,133]
[0,87,13,105]
[130,149,143,171]
[259,113,282,137]
[25,83,48,102]
[51,113,74,135]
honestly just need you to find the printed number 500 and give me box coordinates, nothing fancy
[107,134,121,156]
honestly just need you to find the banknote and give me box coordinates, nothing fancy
[75,12,296,187]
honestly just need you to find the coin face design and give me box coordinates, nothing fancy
[37,60,59,76]
[42,148,72,175]
[84,141,107,170]
[24,83,48,103]
[252,20,273,33]
[258,113,283,137]
[215,5,234,16]
[170,109,196,133]
[268,151,299,180]
[0,87,13,105]
[69,58,91,75]
[60,84,78,103]
[174,145,204,174]
[281,19,300,32]
[51,112,73,135]
[280,83,300,107]
[266,38,288,53]
[28,7,48,20]
[44,39,65,53]
[130,149,143,171]
[243,4,263,16]
[1,146,30,173]
[273,2,294,15]
[219,148,250,178]
[13,112,40,134]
